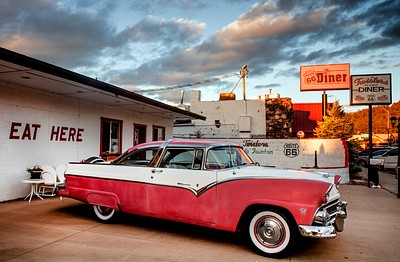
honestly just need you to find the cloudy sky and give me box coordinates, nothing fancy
[1,0,399,111]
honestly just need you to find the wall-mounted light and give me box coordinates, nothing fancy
[215,120,221,128]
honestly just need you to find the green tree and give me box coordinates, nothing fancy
[314,101,354,139]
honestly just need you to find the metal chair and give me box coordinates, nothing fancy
[38,165,62,196]
[55,165,66,188]
[55,165,67,200]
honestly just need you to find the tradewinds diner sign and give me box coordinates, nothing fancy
[300,63,351,91]
[350,74,392,105]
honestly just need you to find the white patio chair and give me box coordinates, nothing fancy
[55,164,66,187]
[38,165,62,197]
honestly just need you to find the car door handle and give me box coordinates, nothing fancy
[151,169,163,173]
[177,182,191,187]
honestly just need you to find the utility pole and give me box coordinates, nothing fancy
[241,65,249,115]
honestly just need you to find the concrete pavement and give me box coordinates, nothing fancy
[0,183,399,261]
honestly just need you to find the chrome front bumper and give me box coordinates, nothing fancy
[299,199,348,238]
[298,225,337,238]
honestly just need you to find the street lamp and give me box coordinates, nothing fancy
[389,116,400,198]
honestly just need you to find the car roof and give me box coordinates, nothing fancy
[127,139,240,153]
[372,149,391,155]
[381,147,398,156]
[359,147,393,155]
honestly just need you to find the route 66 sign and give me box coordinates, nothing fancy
[284,143,299,158]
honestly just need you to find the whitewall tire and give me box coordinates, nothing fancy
[248,210,294,257]
[93,205,116,222]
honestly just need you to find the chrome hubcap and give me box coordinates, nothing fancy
[255,216,285,247]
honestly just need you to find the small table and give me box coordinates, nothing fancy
[22,179,45,203]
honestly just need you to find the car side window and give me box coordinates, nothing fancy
[159,148,196,169]
[205,146,251,169]
[117,147,158,166]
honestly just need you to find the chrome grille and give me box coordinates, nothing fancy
[313,199,347,226]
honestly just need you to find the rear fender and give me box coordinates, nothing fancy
[87,192,120,211]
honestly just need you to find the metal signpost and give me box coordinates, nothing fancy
[350,74,392,188]
[389,116,400,198]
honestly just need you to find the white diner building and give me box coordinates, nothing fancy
[0,48,205,202]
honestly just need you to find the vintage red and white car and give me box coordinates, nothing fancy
[58,139,347,257]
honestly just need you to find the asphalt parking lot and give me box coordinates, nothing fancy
[0,183,399,262]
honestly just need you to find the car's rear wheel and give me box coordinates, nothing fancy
[93,205,115,222]
[248,210,294,257]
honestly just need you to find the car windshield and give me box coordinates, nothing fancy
[205,146,253,169]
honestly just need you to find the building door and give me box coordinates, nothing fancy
[134,124,147,145]
[101,118,122,160]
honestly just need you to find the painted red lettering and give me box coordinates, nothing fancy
[76,128,84,142]
[9,123,41,140]
[51,126,84,142]
[32,124,41,140]
[60,126,68,141]
[21,124,32,140]
[68,128,76,141]
[9,122,22,139]
[51,126,60,141]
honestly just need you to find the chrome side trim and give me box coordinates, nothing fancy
[298,225,337,238]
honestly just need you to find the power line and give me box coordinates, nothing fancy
[133,72,240,93]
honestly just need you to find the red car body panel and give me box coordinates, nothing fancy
[60,173,330,232]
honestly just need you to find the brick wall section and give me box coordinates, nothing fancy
[265,98,293,138]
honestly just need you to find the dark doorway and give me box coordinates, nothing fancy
[134,124,147,145]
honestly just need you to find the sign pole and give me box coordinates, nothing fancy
[322,91,327,119]
[367,104,379,187]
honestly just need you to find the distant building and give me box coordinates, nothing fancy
[174,90,267,139]
[292,103,331,138]
[174,90,327,139]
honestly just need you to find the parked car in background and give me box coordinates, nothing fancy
[356,148,393,167]
[373,148,399,170]
[58,139,347,257]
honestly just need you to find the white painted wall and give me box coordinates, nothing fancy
[0,81,172,201]
[175,91,266,138]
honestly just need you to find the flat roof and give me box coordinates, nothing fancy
[0,47,206,121]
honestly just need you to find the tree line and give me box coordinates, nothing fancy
[347,100,400,135]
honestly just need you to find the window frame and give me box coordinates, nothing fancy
[100,117,123,158]
[152,125,165,141]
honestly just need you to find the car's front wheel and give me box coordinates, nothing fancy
[248,210,295,257]
[93,205,116,222]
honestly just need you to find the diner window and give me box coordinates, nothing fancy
[101,118,122,158]
[152,125,165,141]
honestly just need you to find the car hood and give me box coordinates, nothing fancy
[231,165,340,185]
